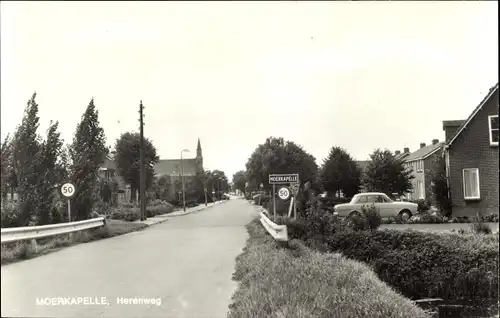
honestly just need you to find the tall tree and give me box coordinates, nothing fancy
[245,137,318,191]
[232,170,247,194]
[11,93,43,225]
[363,149,413,196]
[0,134,14,203]
[36,121,65,225]
[318,146,361,198]
[69,98,108,221]
[114,132,159,202]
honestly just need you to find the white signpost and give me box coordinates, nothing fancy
[278,187,290,200]
[61,183,76,222]
[268,174,299,221]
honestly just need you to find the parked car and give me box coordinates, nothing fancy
[333,192,418,222]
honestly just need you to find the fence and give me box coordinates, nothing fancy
[1,217,105,245]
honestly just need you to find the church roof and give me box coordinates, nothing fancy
[154,158,198,176]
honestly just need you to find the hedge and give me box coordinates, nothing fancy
[229,219,431,318]
[281,216,498,301]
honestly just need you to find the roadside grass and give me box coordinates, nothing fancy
[1,219,148,265]
[229,219,431,318]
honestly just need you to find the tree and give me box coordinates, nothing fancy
[245,137,318,191]
[211,169,229,198]
[318,146,361,198]
[114,132,159,202]
[11,93,43,225]
[36,121,65,225]
[363,149,414,196]
[0,134,14,203]
[69,98,108,221]
[232,170,247,194]
[428,155,452,216]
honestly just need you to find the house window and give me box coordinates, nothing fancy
[489,115,499,146]
[463,168,480,200]
[417,180,425,199]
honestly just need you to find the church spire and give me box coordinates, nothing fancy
[196,138,202,158]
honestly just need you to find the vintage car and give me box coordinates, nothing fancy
[333,192,419,222]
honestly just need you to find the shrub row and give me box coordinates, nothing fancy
[109,201,176,221]
[281,214,499,301]
[229,219,431,318]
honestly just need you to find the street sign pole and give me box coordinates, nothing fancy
[67,199,71,222]
[273,184,276,221]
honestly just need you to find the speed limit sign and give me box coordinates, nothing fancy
[278,187,290,200]
[61,183,76,198]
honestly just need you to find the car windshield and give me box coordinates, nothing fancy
[350,195,358,204]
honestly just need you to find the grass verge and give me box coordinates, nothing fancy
[228,219,432,318]
[1,219,148,266]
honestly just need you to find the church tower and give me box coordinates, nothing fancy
[196,138,203,172]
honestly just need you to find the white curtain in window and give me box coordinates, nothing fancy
[463,169,479,198]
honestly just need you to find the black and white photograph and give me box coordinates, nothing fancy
[1,1,498,317]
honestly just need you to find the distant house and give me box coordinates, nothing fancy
[154,139,204,200]
[395,147,411,161]
[402,140,445,201]
[98,155,129,203]
[442,83,499,217]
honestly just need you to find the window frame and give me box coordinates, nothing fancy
[462,168,481,200]
[489,115,499,146]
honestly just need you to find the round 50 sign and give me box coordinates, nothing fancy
[61,183,76,198]
[278,187,290,200]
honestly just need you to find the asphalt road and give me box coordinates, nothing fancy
[1,197,258,318]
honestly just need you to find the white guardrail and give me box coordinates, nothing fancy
[1,217,105,244]
[259,212,288,242]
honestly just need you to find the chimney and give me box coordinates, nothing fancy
[432,139,439,145]
[395,150,401,156]
[404,147,410,153]
[420,143,426,148]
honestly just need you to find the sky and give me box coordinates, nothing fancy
[1,1,498,180]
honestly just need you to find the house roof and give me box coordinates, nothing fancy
[446,83,499,147]
[154,159,198,176]
[395,152,410,161]
[405,142,445,162]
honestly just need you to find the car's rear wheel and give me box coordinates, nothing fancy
[399,209,412,223]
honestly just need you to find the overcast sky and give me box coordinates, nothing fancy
[1,1,498,179]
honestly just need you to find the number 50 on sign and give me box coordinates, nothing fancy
[278,187,290,200]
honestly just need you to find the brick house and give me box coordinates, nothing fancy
[402,140,444,201]
[442,83,499,217]
[153,139,204,201]
[98,155,129,203]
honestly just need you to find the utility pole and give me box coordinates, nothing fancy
[139,101,146,221]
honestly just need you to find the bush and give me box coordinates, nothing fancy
[265,198,290,217]
[146,202,175,217]
[473,214,499,223]
[361,204,382,230]
[411,199,431,212]
[1,202,23,228]
[470,221,493,235]
[322,229,498,301]
[409,211,447,224]
[109,205,141,222]
[229,219,431,318]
